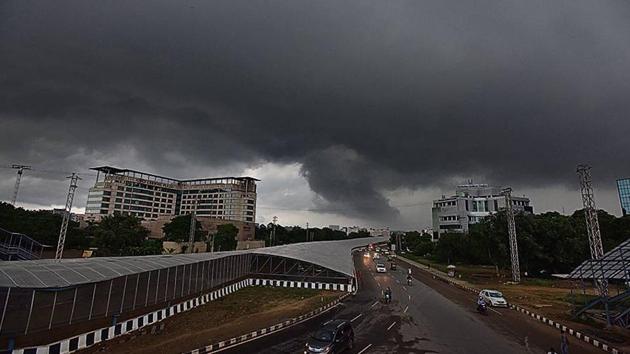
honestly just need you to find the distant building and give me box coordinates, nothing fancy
[328,225,340,231]
[84,166,258,240]
[432,184,532,238]
[368,227,390,237]
[617,178,630,216]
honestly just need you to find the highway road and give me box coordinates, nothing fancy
[222,252,601,354]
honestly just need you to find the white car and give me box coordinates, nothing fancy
[376,263,387,273]
[479,289,508,307]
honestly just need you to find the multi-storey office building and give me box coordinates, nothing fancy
[432,184,532,238]
[617,178,630,216]
[85,166,258,225]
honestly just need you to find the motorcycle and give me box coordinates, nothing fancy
[477,301,488,315]
[407,277,412,286]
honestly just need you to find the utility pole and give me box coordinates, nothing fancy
[502,187,521,283]
[306,222,309,242]
[55,173,80,260]
[577,164,608,296]
[187,195,200,254]
[10,164,31,205]
[271,216,278,246]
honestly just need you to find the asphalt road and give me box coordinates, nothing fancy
[221,252,600,354]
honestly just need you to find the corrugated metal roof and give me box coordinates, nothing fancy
[567,238,630,280]
[0,238,385,288]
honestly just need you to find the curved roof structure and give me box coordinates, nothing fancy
[0,237,386,288]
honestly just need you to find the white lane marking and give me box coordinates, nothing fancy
[408,294,411,301]
[402,286,407,291]
[351,313,363,322]
[488,306,503,316]
[371,301,379,308]
[404,305,409,313]
[357,344,372,354]
[387,321,396,331]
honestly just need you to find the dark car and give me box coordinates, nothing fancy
[304,319,354,354]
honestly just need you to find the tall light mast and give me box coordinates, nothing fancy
[502,187,521,283]
[576,164,608,296]
[55,173,81,260]
[10,164,31,205]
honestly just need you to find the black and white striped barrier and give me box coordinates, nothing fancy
[12,278,350,354]
[185,293,350,354]
[509,304,623,354]
[252,278,354,292]
[399,257,624,354]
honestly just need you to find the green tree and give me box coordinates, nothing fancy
[162,215,204,242]
[92,214,150,256]
[212,224,238,251]
[0,202,89,249]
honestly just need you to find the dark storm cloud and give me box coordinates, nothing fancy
[1,0,630,221]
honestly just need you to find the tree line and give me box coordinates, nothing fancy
[0,202,239,257]
[254,223,371,246]
[402,209,630,275]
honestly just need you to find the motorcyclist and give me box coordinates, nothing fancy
[477,296,487,312]
[384,286,392,303]
[406,273,412,285]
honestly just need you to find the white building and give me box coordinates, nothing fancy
[432,184,532,239]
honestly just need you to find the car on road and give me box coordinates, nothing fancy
[363,252,370,258]
[304,319,354,354]
[376,263,387,273]
[479,289,508,307]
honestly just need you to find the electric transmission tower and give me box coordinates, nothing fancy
[55,173,81,260]
[577,164,608,296]
[10,164,31,205]
[502,187,521,283]
[187,195,200,254]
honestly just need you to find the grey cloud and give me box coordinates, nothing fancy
[1,0,630,223]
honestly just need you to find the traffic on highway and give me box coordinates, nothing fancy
[221,244,603,354]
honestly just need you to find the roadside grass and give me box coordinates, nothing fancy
[81,286,341,354]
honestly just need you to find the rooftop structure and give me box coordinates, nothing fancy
[0,237,384,348]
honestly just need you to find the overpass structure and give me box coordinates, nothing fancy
[0,237,385,353]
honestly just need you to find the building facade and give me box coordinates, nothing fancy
[617,178,630,216]
[85,166,258,229]
[432,184,532,238]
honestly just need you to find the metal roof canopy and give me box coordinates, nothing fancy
[0,237,385,288]
[567,238,630,280]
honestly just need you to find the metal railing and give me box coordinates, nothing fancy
[0,228,44,261]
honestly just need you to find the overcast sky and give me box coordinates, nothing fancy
[1,0,629,230]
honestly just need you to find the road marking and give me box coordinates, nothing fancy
[408,294,411,301]
[357,344,372,354]
[402,286,407,291]
[387,321,396,331]
[404,305,409,313]
[488,307,503,316]
[371,301,379,308]
[351,313,363,322]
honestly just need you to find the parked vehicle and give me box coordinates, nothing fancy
[304,320,354,354]
[478,289,508,307]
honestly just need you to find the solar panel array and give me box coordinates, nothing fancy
[568,238,630,280]
[0,237,386,288]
